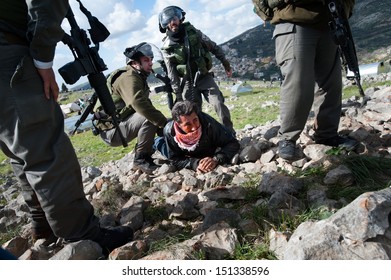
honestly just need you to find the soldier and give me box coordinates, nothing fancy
[253,0,358,160]
[158,6,235,136]
[95,42,167,174]
[0,0,132,257]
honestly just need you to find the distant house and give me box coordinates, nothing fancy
[347,60,391,77]
[254,72,264,79]
[60,102,81,116]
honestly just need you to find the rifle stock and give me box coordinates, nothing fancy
[59,1,127,146]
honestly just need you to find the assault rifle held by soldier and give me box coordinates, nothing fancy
[326,0,369,107]
[59,0,127,146]
[71,92,97,135]
[152,58,201,110]
[153,60,175,109]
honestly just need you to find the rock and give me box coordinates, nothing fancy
[282,188,391,260]
[1,84,391,260]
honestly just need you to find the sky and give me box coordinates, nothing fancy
[55,0,263,88]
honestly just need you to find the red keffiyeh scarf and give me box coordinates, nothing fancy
[173,122,202,151]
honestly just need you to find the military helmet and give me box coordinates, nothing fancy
[159,6,186,33]
[124,42,163,65]
[124,42,154,64]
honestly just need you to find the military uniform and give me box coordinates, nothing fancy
[161,22,234,134]
[0,0,101,241]
[269,0,355,142]
[98,65,167,157]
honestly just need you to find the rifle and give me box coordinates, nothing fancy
[153,60,174,109]
[326,0,370,107]
[59,0,127,147]
[183,30,196,103]
[70,92,97,135]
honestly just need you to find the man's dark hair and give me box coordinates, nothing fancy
[171,100,200,123]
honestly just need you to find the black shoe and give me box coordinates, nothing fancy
[278,140,297,160]
[33,233,58,247]
[315,135,358,151]
[132,158,158,174]
[94,226,133,256]
[133,153,159,174]
[32,227,55,244]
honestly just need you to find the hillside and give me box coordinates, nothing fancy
[224,0,391,58]
[215,0,391,80]
[350,0,391,55]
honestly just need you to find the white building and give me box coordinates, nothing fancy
[347,60,391,77]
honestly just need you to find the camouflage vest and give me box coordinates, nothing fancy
[163,22,213,77]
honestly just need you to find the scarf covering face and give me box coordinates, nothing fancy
[173,121,202,151]
[167,24,185,43]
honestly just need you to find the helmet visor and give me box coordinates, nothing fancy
[138,43,154,59]
[124,43,163,65]
[160,7,183,28]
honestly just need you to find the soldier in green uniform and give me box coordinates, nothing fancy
[95,42,167,174]
[158,6,235,136]
[0,0,132,257]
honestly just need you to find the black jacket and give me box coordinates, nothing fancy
[163,112,240,170]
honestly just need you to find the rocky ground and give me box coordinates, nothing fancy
[1,76,391,260]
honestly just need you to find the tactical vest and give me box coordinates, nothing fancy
[252,0,337,22]
[163,22,213,77]
[94,67,133,131]
[252,0,275,21]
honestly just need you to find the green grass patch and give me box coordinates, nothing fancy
[144,205,169,225]
[294,166,327,178]
[147,233,193,255]
[0,156,13,185]
[58,90,92,105]
[69,131,136,167]
[230,240,277,260]
[276,207,333,233]
[0,225,23,245]
[243,204,270,227]
[327,156,391,202]
[344,155,391,187]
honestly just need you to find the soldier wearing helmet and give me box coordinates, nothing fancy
[95,42,167,174]
[158,6,235,136]
[124,42,154,65]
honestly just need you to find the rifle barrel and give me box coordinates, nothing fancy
[61,3,127,146]
[326,0,368,104]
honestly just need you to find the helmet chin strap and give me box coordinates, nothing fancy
[131,61,150,76]
[130,60,141,69]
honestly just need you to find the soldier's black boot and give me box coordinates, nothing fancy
[94,226,133,256]
[132,152,158,174]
